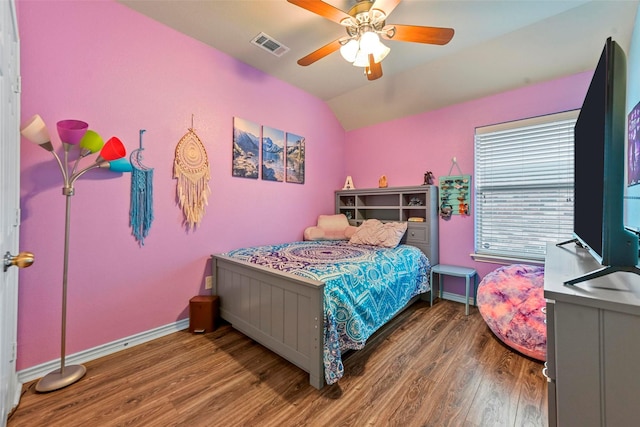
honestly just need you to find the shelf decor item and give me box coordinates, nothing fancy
[423,171,434,185]
[174,119,210,230]
[343,176,355,190]
[20,114,128,392]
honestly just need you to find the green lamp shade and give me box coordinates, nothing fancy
[79,130,104,154]
[20,114,54,151]
[107,158,133,173]
[57,120,88,145]
[99,137,126,161]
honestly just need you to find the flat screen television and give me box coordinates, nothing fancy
[560,37,640,285]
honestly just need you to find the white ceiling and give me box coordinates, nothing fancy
[118,0,639,131]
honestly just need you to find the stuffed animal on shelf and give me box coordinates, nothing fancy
[423,171,434,185]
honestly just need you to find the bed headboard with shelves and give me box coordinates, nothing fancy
[335,185,439,265]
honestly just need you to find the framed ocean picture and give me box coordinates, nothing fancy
[232,117,260,179]
[286,132,305,184]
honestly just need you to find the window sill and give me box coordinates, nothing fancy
[470,253,545,266]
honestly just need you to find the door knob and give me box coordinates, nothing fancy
[3,251,35,272]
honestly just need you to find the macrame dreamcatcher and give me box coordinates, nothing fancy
[129,129,154,246]
[173,122,210,229]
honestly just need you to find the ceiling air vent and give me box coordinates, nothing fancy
[251,32,290,57]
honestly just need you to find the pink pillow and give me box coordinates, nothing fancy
[304,214,357,241]
[349,219,407,248]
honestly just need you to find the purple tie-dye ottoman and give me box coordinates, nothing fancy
[476,264,546,361]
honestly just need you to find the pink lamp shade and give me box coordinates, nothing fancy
[57,120,88,146]
[79,130,104,155]
[20,114,54,151]
[97,137,126,162]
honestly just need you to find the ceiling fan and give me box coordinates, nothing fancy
[287,0,454,81]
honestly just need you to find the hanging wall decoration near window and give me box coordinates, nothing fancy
[130,129,154,245]
[439,174,471,217]
[174,119,210,229]
[233,117,260,179]
[262,126,285,182]
[286,132,305,184]
[439,157,471,219]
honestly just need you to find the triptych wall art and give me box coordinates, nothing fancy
[232,117,305,184]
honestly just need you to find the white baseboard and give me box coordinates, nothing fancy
[439,291,477,307]
[17,318,189,384]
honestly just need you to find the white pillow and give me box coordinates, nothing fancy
[349,219,407,248]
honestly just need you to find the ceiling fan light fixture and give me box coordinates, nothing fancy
[353,49,370,67]
[351,34,389,67]
[339,39,359,62]
[287,0,454,81]
[372,40,390,63]
[359,30,380,54]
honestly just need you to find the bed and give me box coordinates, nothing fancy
[210,239,431,389]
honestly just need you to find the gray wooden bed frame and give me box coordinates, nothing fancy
[211,252,425,389]
[211,254,325,388]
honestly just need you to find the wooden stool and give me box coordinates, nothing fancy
[430,264,478,315]
[189,295,219,333]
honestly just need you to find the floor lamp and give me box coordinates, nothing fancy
[20,114,131,392]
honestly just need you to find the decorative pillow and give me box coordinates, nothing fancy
[304,214,358,241]
[349,219,407,248]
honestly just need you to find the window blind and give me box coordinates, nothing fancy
[474,110,578,261]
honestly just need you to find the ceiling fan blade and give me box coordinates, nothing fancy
[369,0,402,20]
[383,24,454,45]
[287,0,352,25]
[366,54,383,81]
[297,38,342,66]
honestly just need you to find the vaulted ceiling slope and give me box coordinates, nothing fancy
[118,0,639,131]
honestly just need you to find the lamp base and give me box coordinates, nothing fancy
[35,364,86,393]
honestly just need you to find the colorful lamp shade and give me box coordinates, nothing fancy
[79,130,104,155]
[20,114,54,152]
[105,158,133,173]
[57,120,88,146]
[97,136,126,162]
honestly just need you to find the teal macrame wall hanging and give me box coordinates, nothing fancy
[130,129,154,245]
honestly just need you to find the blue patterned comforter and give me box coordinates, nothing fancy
[224,240,431,385]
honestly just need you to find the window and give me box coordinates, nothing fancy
[474,110,578,262]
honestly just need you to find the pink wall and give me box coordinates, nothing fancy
[17,0,345,370]
[16,0,597,372]
[344,72,593,292]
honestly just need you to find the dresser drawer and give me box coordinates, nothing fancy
[406,223,428,244]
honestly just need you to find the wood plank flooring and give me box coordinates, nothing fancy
[7,300,547,427]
